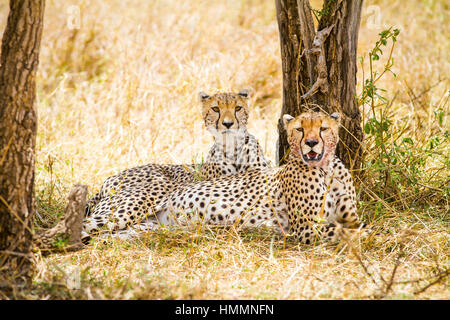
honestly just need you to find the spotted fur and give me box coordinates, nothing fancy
[82,90,269,239]
[148,110,364,244]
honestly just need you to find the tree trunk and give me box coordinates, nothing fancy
[0,0,45,288]
[275,0,363,170]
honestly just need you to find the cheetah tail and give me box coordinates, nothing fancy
[85,192,102,216]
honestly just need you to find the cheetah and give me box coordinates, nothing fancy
[82,90,269,238]
[151,110,363,244]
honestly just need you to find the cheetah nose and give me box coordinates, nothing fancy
[305,139,319,148]
[223,121,234,129]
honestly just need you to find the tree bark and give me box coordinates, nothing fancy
[275,0,363,170]
[275,0,303,164]
[34,184,87,254]
[0,0,45,288]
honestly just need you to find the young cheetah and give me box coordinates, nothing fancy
[83,90,269,239]
[151,110,364,244]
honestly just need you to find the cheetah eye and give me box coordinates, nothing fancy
[235,106,242,111]
[211,106,220,112]
[296,128,304,133]
[320,127,329,131]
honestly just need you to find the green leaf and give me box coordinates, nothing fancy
[402,137,414,145]
[364,122,373,134]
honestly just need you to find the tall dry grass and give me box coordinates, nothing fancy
[0,0,448,299]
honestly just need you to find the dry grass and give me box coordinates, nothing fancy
[0,0,448,299]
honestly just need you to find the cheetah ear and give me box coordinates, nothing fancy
[238,89,250,99]
[330,112,341,124]
[282,114,295,129]
[199,91,210,102]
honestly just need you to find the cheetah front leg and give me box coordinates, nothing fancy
[327,166,362,229]
[286,191,357,245]
[332,189,361,229]
[326,178,374,241]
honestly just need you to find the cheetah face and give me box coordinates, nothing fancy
[200,90,250,136]
[283,110,340,168]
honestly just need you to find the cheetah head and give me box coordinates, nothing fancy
[199,90,250,136]
[283,110,340,168]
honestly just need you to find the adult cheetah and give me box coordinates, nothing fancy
[152,110,363,244]
[83,90,269,239]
